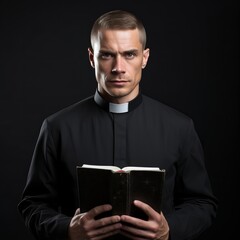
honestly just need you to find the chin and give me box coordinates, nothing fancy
[109,90,129,98]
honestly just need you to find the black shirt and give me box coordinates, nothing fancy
[18,91,218,240]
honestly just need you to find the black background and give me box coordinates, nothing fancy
[0,0,239,239]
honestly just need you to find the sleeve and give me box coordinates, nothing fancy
[165,119,218,240]
[17,119,71,240]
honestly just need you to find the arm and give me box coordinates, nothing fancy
[18,119,122,240]
[165,120,218,240]
[18,119,71,240]
[120,120,217,240]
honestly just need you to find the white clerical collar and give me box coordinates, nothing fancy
[94,90,142,113]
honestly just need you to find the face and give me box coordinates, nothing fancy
[88,29,150,103]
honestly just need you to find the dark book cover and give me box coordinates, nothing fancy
[76,166,165,220]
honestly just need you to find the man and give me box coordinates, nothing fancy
[18,10,218,240]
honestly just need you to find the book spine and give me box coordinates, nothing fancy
[110,172,128,215]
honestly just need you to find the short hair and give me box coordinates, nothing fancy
[90,10,147,49]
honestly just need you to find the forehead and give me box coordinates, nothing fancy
[94,29,142,50]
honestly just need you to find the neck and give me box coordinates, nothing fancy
[97,87,139,104]
[94,90,142,113]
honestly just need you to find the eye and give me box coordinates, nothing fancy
[124,51,136,59]
[99,52,113,60]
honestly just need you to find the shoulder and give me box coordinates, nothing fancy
[141,95,198,147]
[44,95,95,127]
[142,94,193,125]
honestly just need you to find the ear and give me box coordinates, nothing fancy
[88,47,95,68]
[142,48,150,69]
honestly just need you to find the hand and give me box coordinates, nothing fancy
[120,200,169,240]
[68,205,122,240]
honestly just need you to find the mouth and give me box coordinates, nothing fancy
[108,80,129,86]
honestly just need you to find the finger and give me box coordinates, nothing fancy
[74,208,81,216]
[89,221,122,239]
[121,226,148,240]
[94,215,121,229]
[133,200,158,218]
[86,204,112,219]
[74,208,86,219]
[121,214,146,229]
[91,229,121,240]
[74,208,87,225]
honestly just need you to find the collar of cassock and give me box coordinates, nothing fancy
[94,90,142,113]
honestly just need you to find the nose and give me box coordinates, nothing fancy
[111,55,125,73]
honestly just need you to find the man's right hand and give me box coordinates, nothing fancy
[68,205,122,240]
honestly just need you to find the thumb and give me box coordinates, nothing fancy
[74,208,81,216]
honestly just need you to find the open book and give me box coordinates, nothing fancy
[81,164,161,172]
[76,164,166,220]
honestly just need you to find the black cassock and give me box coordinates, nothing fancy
[18,90,218,240]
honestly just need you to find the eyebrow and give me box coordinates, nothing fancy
[99,49,139,55]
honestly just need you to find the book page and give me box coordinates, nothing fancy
[122,166,161,172]
[81,164,162,172]
[82,164,121,172]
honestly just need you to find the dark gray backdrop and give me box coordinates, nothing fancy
[0,0,239,239]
